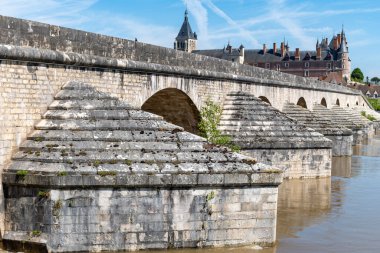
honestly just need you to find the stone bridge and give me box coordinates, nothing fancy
[0,15,379,252]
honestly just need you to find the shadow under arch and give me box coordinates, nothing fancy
[142,88,200,134]
[297,97,307,109]
[336,99,340,106]
[258,96,271,105]
[321,98,327,107]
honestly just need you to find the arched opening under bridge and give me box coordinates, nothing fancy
[321,98,327,107]
[142,88,200,134]
[297,97,307,109]
[258,96,271,105]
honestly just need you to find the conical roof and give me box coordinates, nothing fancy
[283,103,352,136]
[176,10,197,40]
[219,92,332,149]
[4,82,279,188]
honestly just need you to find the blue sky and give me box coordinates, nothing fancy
[1,0,379,78]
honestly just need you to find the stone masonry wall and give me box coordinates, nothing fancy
[4,186,278,252]
[243,149,332,179]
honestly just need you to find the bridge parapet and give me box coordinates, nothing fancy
[0,15,361,96]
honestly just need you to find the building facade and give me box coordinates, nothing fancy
[174,12,351,82]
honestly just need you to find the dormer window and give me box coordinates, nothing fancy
[304,53,311,61]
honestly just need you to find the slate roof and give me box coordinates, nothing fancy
[218,92,332,149]
[176,11,197,40]
[5,81,279,187]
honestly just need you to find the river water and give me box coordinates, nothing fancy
[148,135,380,253]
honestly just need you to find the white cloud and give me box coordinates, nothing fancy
[0,0,97,26]
[183,0,212,48]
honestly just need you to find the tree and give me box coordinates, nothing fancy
[371,77,380,84]
[351,68,364,82]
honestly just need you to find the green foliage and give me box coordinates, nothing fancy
[206,191,215,202]
[351,68,364,82]
[57,171,68,176]
[368,98,380,111]
[53,200,62,216]
[37,190,50,198]
[31,230,42,237]
[361,111,376,121]
[16,170,29,177]
[371,77,380,84]
[198,100,240,152]
[367,115,376,121]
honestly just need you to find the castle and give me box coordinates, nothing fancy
[174,10,351,82]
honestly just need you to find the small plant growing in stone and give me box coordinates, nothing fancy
[93,160,101,167]
[34,137,44,142]
[97,171,117,177]
[108,159,118,164]
[198,100,240,152]
[16,170,29,180]
[37,190,50,198]
[57,171,68,176]
[53,200,62,216]
[124,159,132,166]
[31,230,42,237]
[206,191,215,202]
[78,150,87,156]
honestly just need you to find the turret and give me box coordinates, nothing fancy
[174,9,197,52]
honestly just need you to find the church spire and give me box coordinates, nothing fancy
[174,9,198,52]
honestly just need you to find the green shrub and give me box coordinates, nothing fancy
[198,100,240,152]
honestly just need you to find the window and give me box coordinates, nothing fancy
[284,62,289,68]
[276,64,280,71]
[327,63,331,69]
[305,62,309,68]
[265,63,270,69]
[304,70,309,77]
[232,58,235,62]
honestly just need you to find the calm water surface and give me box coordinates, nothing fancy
[142,135,380,253]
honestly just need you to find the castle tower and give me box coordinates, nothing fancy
[174,10,197,53]
[338,27,351,81]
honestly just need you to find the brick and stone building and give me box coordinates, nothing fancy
[174,13,351,82]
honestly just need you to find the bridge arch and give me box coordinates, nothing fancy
[320,98,327,107]
[141,88,200,134]
[297,97,307,109]
[258,96,271,105]
[336,99,340,106]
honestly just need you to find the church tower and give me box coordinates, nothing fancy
[174,10,197,53]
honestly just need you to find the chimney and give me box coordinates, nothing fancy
[333,37,339,50]
[295,48,300,60]
[316,47,321,60]
[263,44,267,54]
[273,42,277,55]
[281,42,285,57]
[337,34,342,46]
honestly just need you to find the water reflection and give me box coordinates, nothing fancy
[276,178,331,240]
[331,156,352,178]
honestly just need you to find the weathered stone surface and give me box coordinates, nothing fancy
[219,92,332,179]
[312,104,374,144]
[283,103,353,156]
[2,82,282,252]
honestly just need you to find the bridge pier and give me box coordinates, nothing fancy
[283,103,353,156]
[219,92,332,179]
[2,82,282,252]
